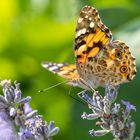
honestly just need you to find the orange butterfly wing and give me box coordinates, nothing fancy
[75,6,112,76]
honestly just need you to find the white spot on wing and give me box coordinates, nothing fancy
[76,28,87,38]
[42,63,49,68]
[57,64,63,67]
[49,66,58,71]
[76,30,82,38]
[78,18,83,23]
[89,22,94,28]
[82,28,86,34]
[89,17,92,21]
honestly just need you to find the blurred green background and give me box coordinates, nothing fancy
[0,0,140,139]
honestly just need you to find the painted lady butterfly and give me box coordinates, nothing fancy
[42,6,136,90]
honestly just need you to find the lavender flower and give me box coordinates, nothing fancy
[121,100,136,114]
[78,85,136,140]
[18,116,59,140]
[0,80,59,140]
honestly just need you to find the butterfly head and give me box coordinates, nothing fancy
[108,40,136,83]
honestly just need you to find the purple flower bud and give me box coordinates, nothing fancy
[89,129,110,137]
[44,125,49,136]
[105,82,110,94]
[111,103,120,114]
[18,128,33,140]
[105,84,118,103]
[92,107,104,115]
[110,89,118,102]
[48,121,54,130]
[26,110,38,119]
[4,88,14,103]
[48,127,60,137]
[78,91,94,106]
[121,100,136,114]
[0,80,15,102]
[97,100,104,110]
[93,92,102,105]
[81,112,100,120]
[24,103,32,114]
[14,90,21,103]
[96,122,110,130]
[18,96,31,104]
[103,101,110,114]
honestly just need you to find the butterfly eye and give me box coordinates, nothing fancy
[120,66,127,73]
[115,50,122,58]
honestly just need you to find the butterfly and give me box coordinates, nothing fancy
[42,6,136,90]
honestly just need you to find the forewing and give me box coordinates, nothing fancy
[75,6,112,75]
[42,62,79,80]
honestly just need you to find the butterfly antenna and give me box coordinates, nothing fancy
[38,80,68,93]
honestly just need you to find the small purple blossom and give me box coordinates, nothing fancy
[18,128,34,140]
[24,103,33,114]
[18,115,59,140]
[14,81,22,102]
[78,90,94,106]
[48,121,55,130]
[121,100,136,113]
[105,84,119,104]
[81,112,100,120]
[89,129,110,137]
